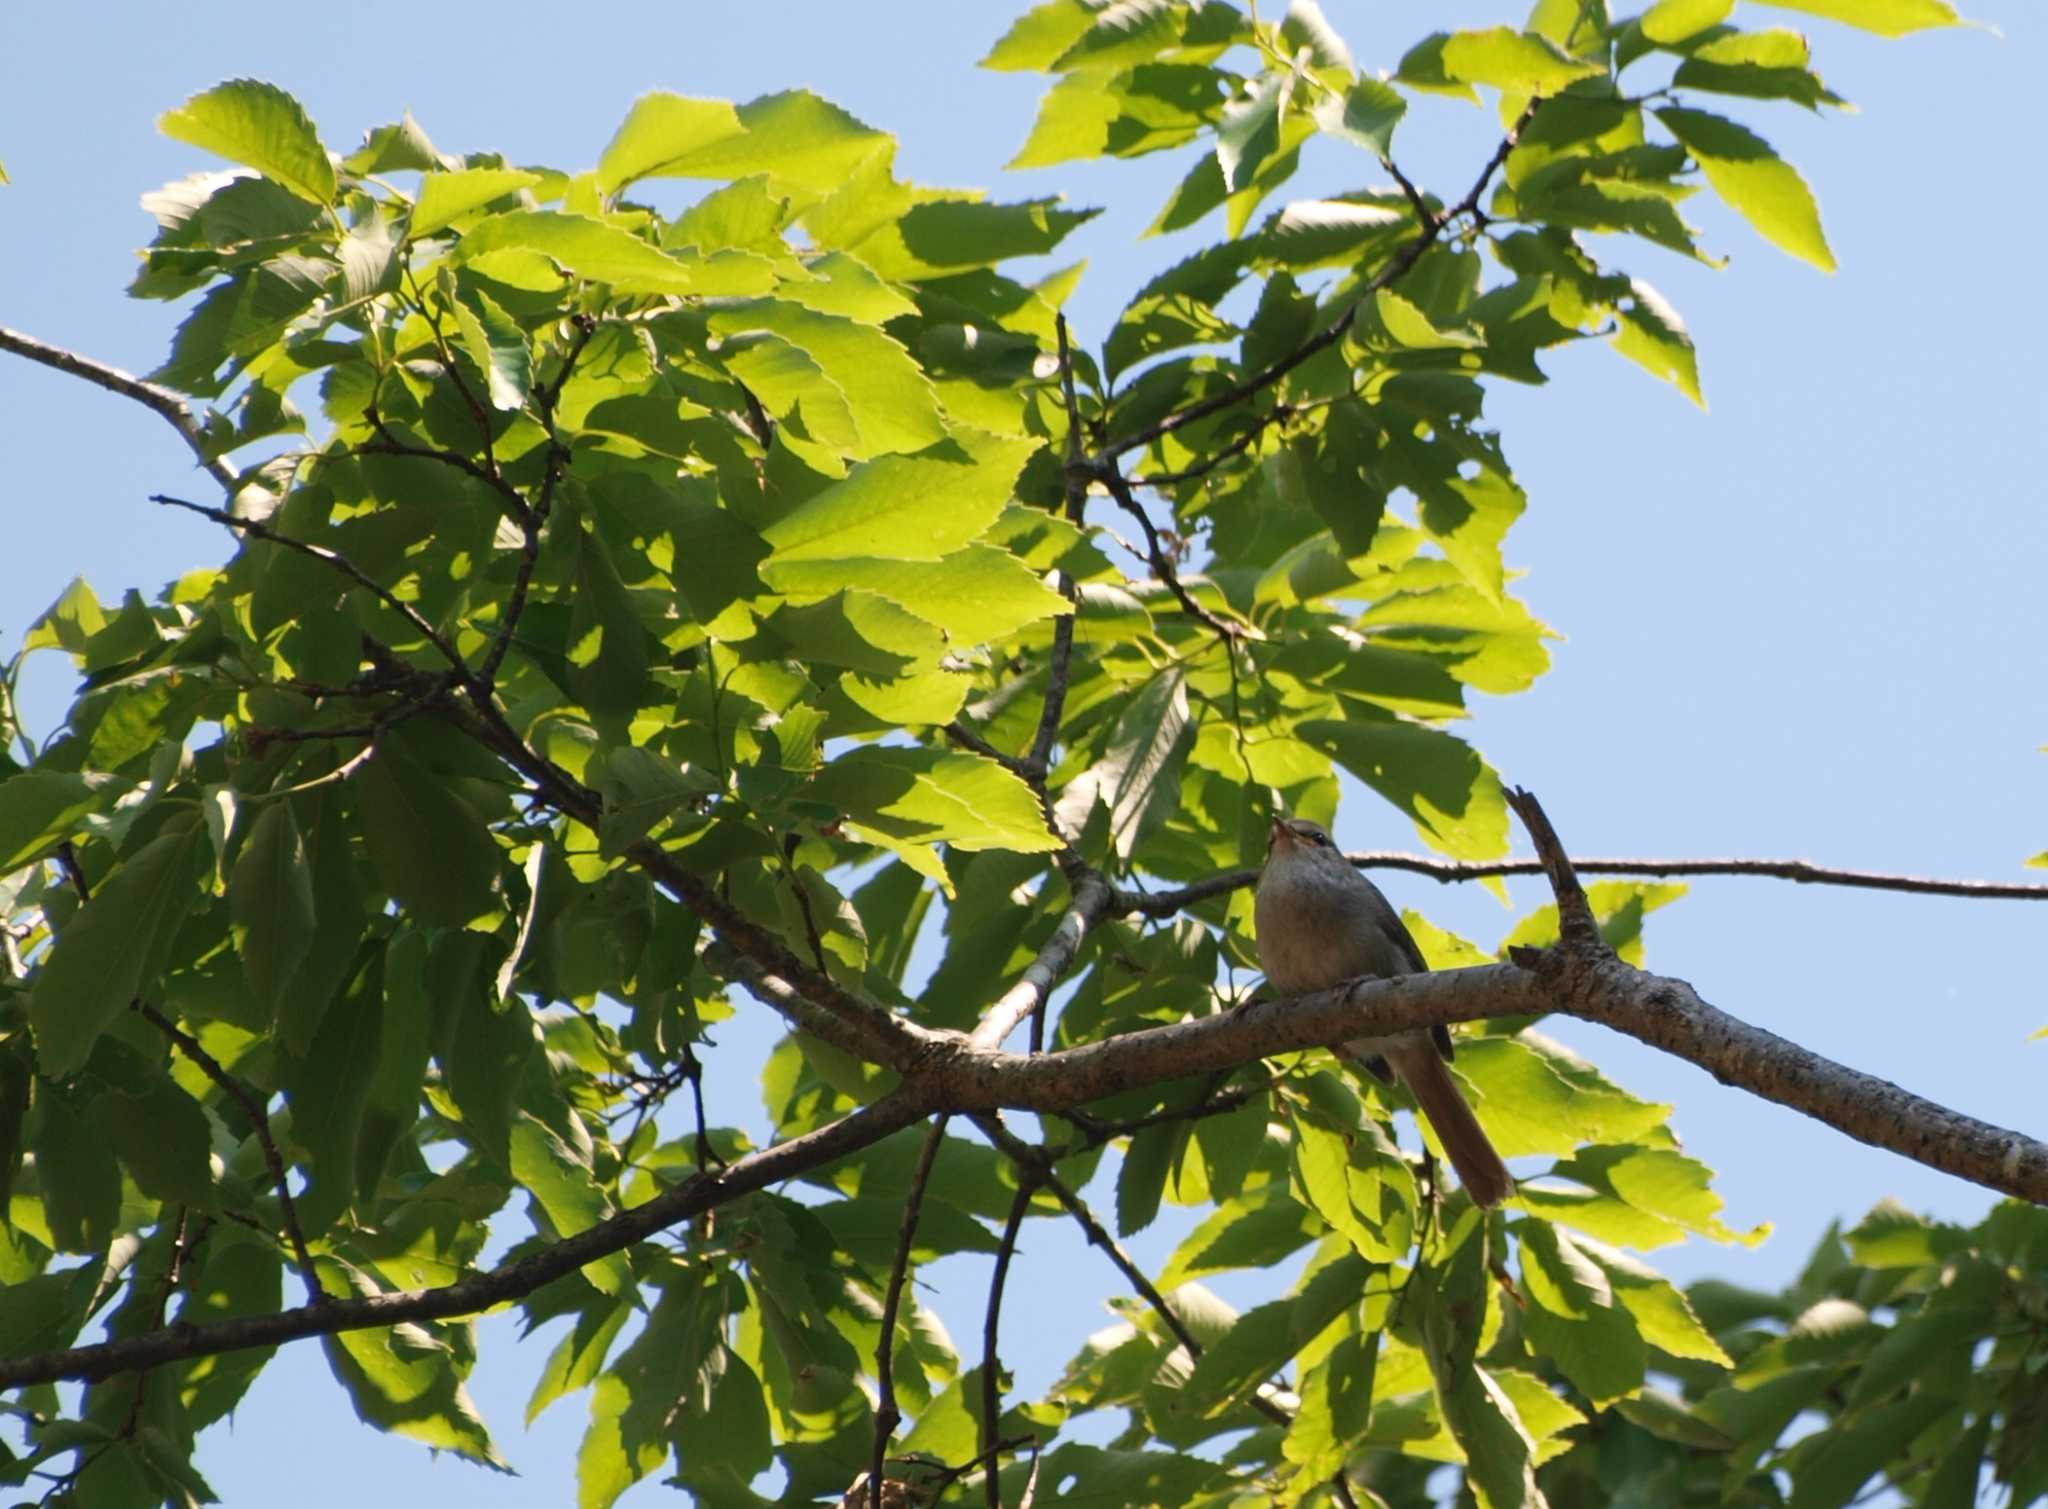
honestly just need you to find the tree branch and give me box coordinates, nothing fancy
[1094,464,1243,642]
[0,326,239,494]
[969,870,1117,1050]
[152,494,473,683]
[132,1003,320,1300]
[870,1114,949,1509]
[1120,851,2048,917]
[0,1088,929,1389]
[1090,100,1540,468]
[981,1172,1036,1509]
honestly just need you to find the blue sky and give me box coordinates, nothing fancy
[2,2,2043,1502]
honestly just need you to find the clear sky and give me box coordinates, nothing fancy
[2,2,2042,1503]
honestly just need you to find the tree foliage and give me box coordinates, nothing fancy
[2,2,2042,1507]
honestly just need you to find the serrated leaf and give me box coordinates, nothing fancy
[1612,276,1703,405]
[809,747,1062,854]
[357,737,500,927]
[759,428,1041,564]
[1313,77,1407,159]
[412,168,543,238]
[596,93,744,196]
[1217,72,1288,193]
[634,89,890,192]
[510,1114,631,1295]
[317,1259,507,1467]
[31,820,207,1076]
[229,800,317,1020]
[1641,0,1735,43]
[0,770,130,874]
[1296,717,1508,859]
[1752,0,1960,36]
[159,79,336,206]
[456,210,745,296]
[983,0,1099,70]
[1438,28,1605,94]
[1054,667,1196,862]
[1659,106,1834,271]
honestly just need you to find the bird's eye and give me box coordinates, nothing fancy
[1312,831,1332,847]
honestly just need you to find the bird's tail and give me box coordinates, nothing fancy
[1387,1045,1514,1209]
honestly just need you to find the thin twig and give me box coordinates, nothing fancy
[1126,405,1290,489]
[53,846,321,1295]
[151,494,472,682]
[1096,465,1242,641]
[981,1174,1037,1509]
[1117,849,2048,918]
[1091,100,1541,468]
[943,721,1035,779]
[478,314,594,687]
[134,1002,322,1299]
[0,326,239,494]
[870,1115,950,1509]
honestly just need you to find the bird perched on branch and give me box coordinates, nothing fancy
[1255,815,1513,1208]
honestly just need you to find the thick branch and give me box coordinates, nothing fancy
[0,326,239,494]
[969,871,1117,1050]
[930,960,2048,1203]
[1121,851,2048,917]
[0,1089,928,1389]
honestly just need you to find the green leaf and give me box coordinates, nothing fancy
[1450,1036,1669,1156]
[1054,667,1196,863]
[1436,28,1605,94]
[284,946,384,1236]
[763,545,1067,645]
[103,1067,218,1209]
[1658,106,1835,271]
[1176,1254,1372,1418]
[1009,63,1222,169]
[31,819,207,1077]
[1640,0,1734,43]
[447,280,532,410]
[809,747,1063,855]
[356,736,500,927]
[0,770,129,874]
[596,93,744,196]
[229,800,317,1020]
[456,211,754,297]
[1612,277,1703,405]
[981,0,1099,70]
[1750,0,1961,36]
[411,167,543,238]
[1519,1219,1645,1404]
[710,302,944,461]
[759,428,1042,564]
[442,973,539,1174]
[510,1114,632,1295]
[158,79,336,205]
[569,523,652,722]
[31,1082,120,1251]
[1116,1121,1180,1236]
[1313,77,1408,159]
[1216,73,1288,193]
[317,1260,507,1467]
[1295,717,1508,859]
[634,89,891,192]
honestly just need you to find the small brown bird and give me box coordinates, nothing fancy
[1255,815,1513,1208]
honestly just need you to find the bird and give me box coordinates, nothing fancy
[1254,815,1513,1208]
